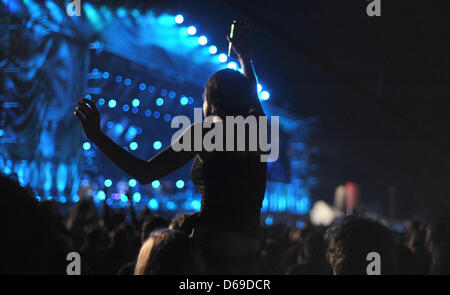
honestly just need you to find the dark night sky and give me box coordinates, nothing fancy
[108,0,450,218]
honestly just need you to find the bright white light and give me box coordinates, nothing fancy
[187,26,197,35]
[260,90,270,100]
[218,53,227,63]
[227,62,237,70]
[209,45,217,54]
[175,14,184,24]
[198,36,207,45]
[257,83,263,92]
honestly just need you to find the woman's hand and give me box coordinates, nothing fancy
[227,22,253,59]
[74,98,102,141]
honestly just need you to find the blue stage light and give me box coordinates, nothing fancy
[191,199,201,211]
[260,90,270,101]
[133,192,141,203]
[125,126,137,141]
[265,216,274,226]
[153,111,160,119]
[180,96,188,105]
[132,98,140,107]
[117,7,127,18]
[156,98,164,106]
[145,109,152,117]
[106,121,114,128]
[168,91,176,98]
[97,190,106,201]
[128,178,137,187]
[152,180,160,189]
[153,141,162,150]
[115,75,122,82]
[85,94,92,100]
[167,201,176,210]
[139,83,146,91]
[124,78,131,86]
[130,142,138,150]
[98,98,105,105]
[188,97,194,104]
[198,36,207,45]
[83,142,91,150]
[209,45,217,54]
[175,14,184,24]
[227,62,237,70]
[187,26,197,35]
[176,180,185,189]
[164,114,171,121]
[148,198,159,209]
[104,179,112,187]
[0,129,4,136]
[257,83,262,92]
[108,99,117,108]
[122,104,130,112]
[103,72,109,79]
[132,107,138,114]
[131,9,140,18]
[115,124,124,134]
[72,195,80,202]
[120,194,128,202]
[148,85,155,93]
[160,89,168,96]
[218,53,227,63]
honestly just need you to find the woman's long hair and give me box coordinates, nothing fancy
[204,69,253,118]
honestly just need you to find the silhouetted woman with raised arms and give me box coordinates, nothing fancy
[75,25,267,274]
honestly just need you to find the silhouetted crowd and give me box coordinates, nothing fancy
[1,173,449,275]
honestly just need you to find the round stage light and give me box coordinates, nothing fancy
[198,36,207,45]
[108,99,117,108]
[120,194,128,202]
[168,91,176,98]
[148,85,155,93]
[106,121,113,128]
[176,180,185,189]
[124,78,131,86]
[132,98,140,107]
[128,178,137,187]
[104,179,112,187]
[156,98,164,106]
[153,111,160,119]
[160,89,168,96]
[83,142,91,150]
[175,14,184,24]
[145,109,152,117]
[218,53,227,63]
[153,140,162,150]
[97,190,106,201]
[265,216,274,225]
[130,142,138,150]
[115,75,122,82]
[151,180,160,189]
[180,96,188,105]
[164,114,171,121]
[209,45,217,54]
[260,90,270,101]
[122,104,130,112]
[187,25,197,35]
[133,192,141,203]
[139,83,146,91]
[102,72,109,79]
[227,62,237,70]
[98,98,105,105]
[148,198,159,209]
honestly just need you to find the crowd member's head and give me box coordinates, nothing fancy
[140,215,169,244]
[395,242,418,274]
[325,215,397,275]
[430,243,450,274]
[425,221,450,254]
[203,69,253,118]
[0,174,69,274]
[135,229,192,275]
[169,212,199,235]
